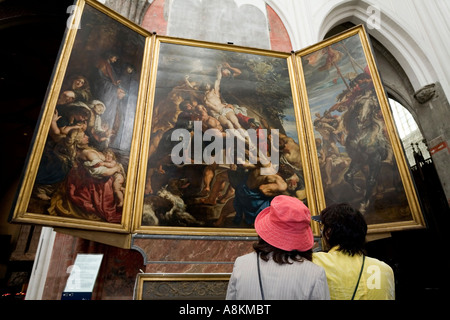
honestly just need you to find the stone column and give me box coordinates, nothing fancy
[414,82,450,206]
[25,227,56,300]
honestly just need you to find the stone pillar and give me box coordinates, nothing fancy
[25,227,56,300]
[414,82,450,206]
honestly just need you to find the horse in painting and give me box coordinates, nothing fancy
[343,89,390,213]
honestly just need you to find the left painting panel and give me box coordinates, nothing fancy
[10,0,151,232]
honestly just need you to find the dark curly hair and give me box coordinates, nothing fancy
[320,203,367,256]
[253,237,312,265]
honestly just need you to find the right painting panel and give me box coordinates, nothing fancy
[295,25,425,233]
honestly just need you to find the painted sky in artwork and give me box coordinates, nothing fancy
[301,34,368,142]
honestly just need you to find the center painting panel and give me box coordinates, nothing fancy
[139,39,305,232]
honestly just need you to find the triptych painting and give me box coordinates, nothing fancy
[10,0,425,236]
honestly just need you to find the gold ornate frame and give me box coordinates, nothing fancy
[9,0,152,233]
[295,25,425,234]
[131,35,314,236]
[134,273,231,300]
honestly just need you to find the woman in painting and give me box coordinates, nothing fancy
[63,74,92,103]
[33,118,82,201]
[49,128,122,223]
[55,100,92,136]
[33,101,91,201]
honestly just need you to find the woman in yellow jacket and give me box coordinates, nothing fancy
[312,203,395,300]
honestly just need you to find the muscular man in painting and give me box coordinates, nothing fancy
[214,161,287,227]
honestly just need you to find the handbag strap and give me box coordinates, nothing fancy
[351,255,366,300]
[257,253,265,300]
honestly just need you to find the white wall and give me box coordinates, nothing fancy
[268,0,450,101]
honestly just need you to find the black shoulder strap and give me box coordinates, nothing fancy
[257,253,265,300]
[351,255,365,300]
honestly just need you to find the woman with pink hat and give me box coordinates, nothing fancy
[226,195,330,300]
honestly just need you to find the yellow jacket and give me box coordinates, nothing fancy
[313,247,395,300]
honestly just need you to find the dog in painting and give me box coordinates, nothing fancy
[142,178,204,227]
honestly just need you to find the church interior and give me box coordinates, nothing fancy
[0,0,449,301]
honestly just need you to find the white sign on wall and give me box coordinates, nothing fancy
[62,254,103,300]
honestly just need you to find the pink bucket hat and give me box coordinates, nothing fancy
[255,195,314,252]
